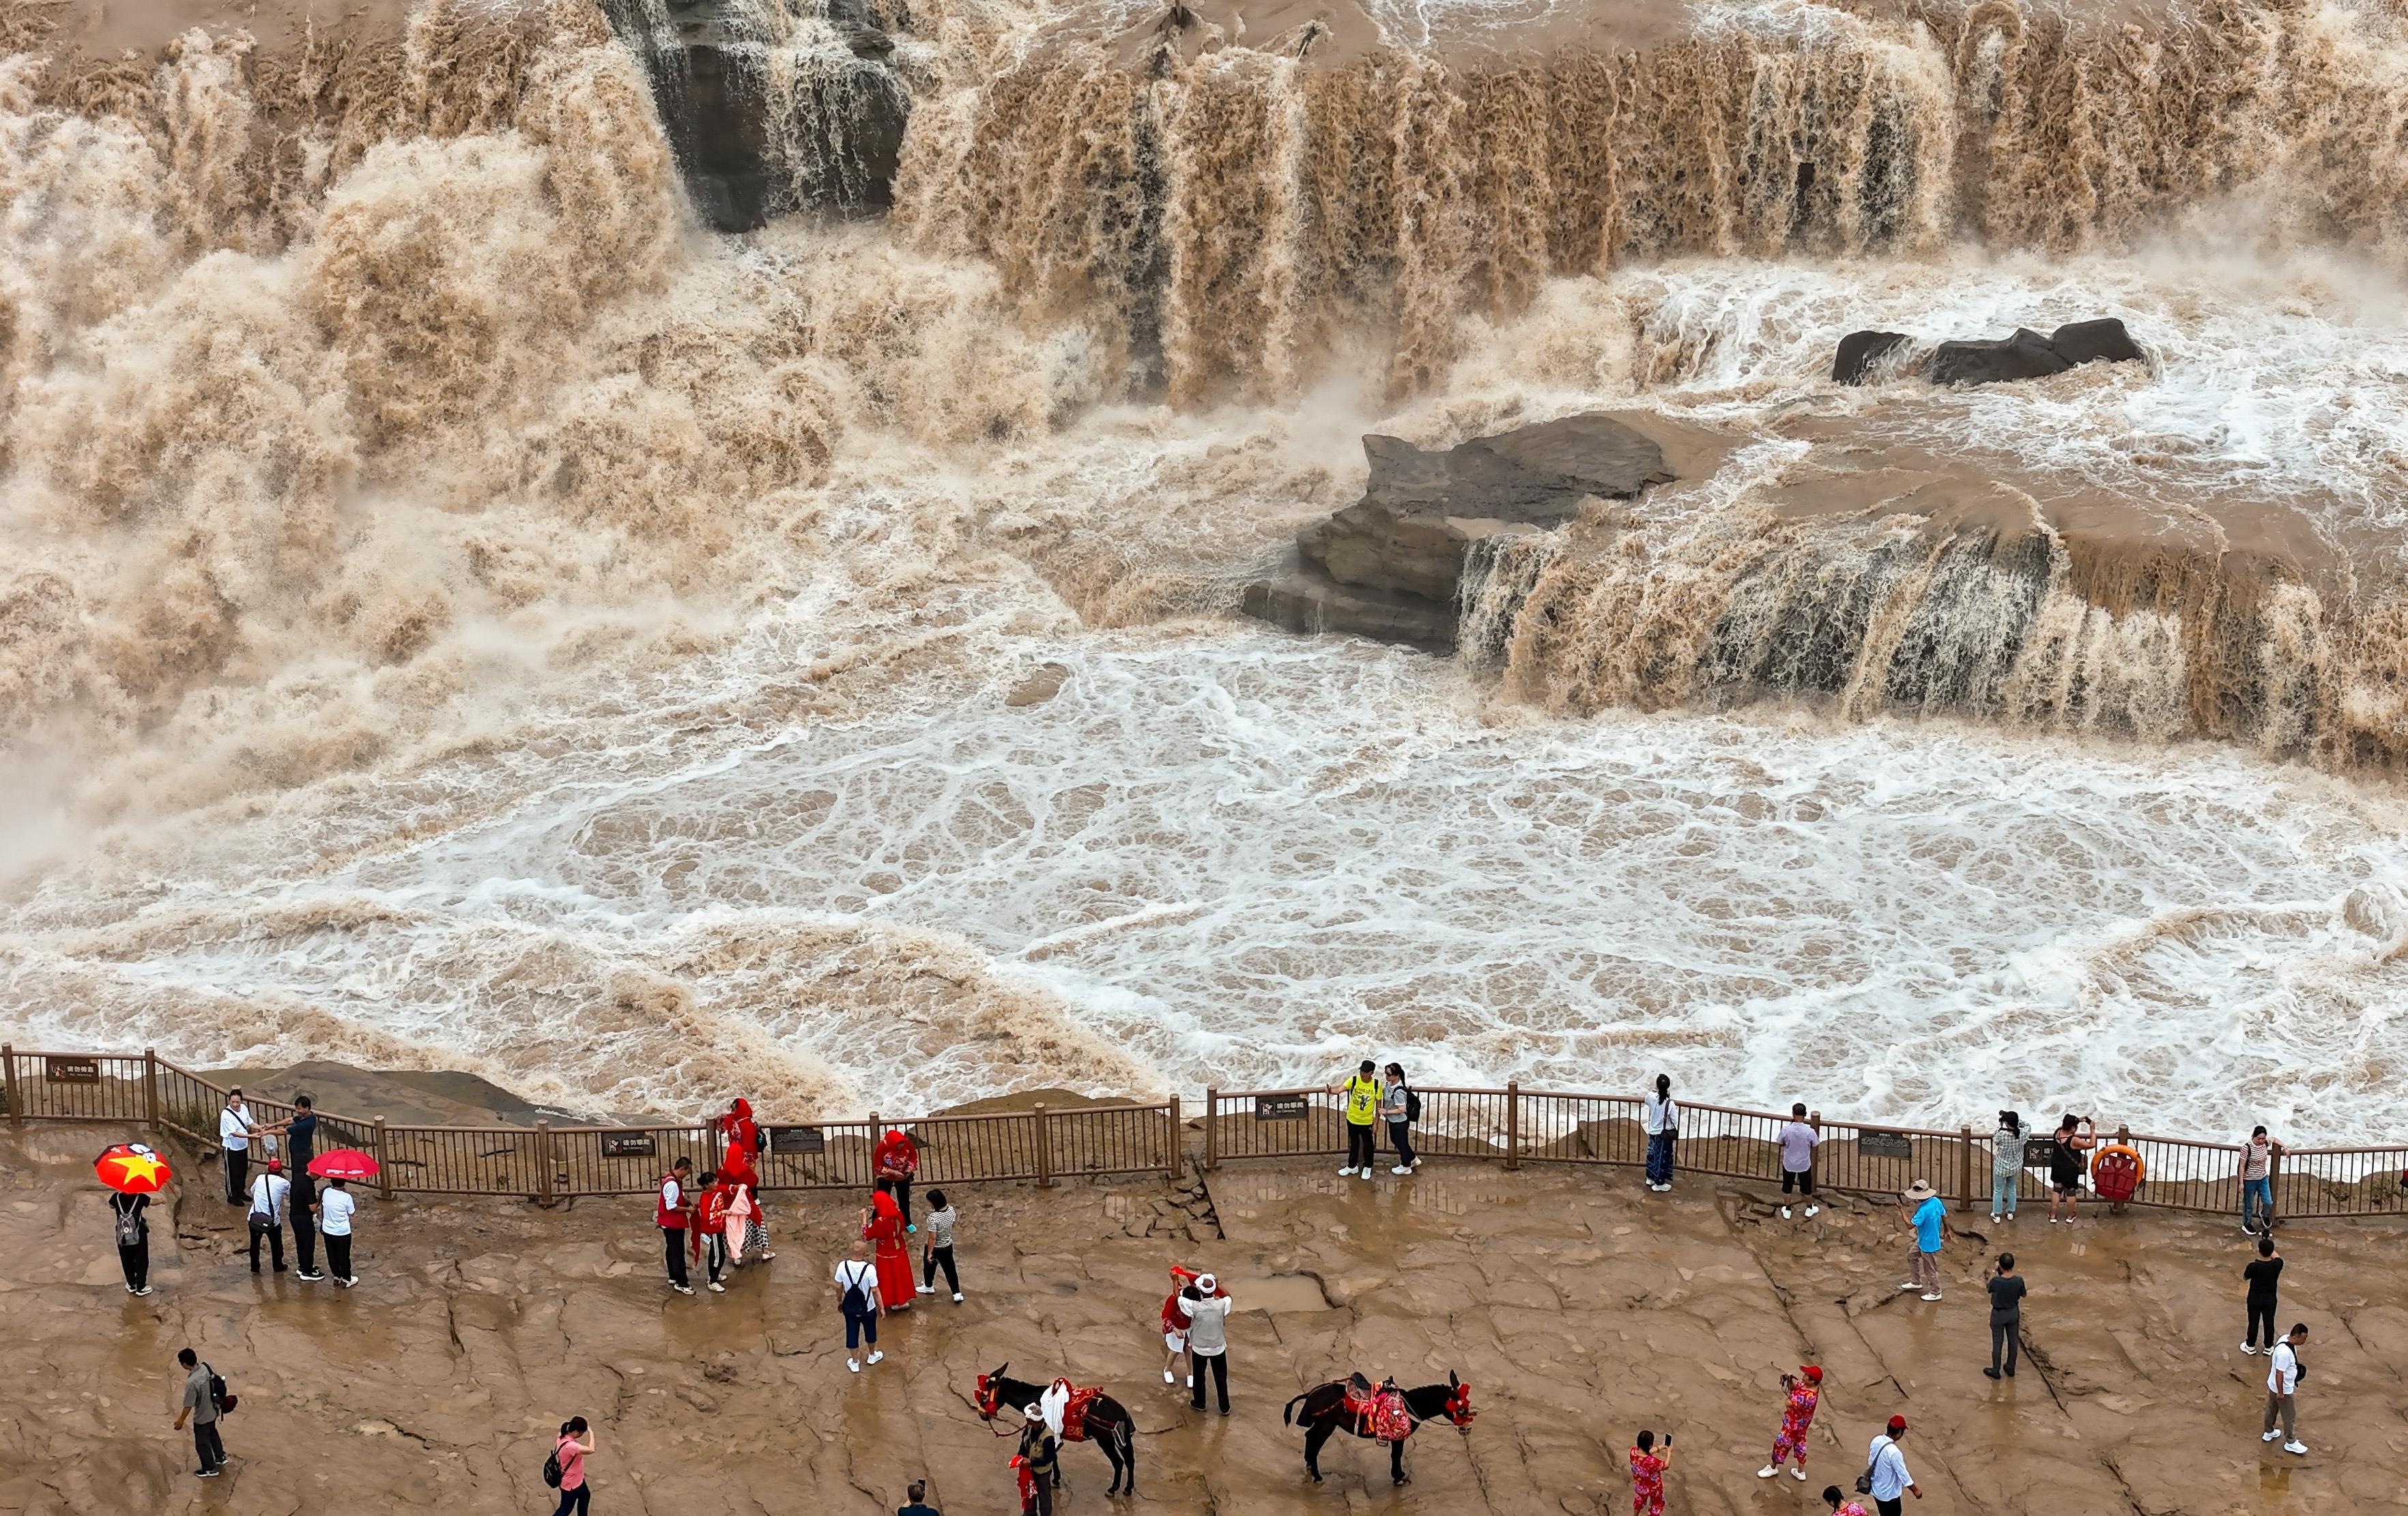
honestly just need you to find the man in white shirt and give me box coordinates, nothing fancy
[246,1160,291,1274]
[2261,1323,2308,1454]
[1866,1415,1919,1515]
[834,1241,883,1373]
[315,1177,359,1287]
[218,1091,258,1205]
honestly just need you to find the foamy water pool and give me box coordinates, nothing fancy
[11,627,2403,1141]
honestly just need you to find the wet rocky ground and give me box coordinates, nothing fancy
[3,1124,2396,1515]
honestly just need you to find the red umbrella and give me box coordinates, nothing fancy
[96,1143,175,1195]
[307,1149,380,1182]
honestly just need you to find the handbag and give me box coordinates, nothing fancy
[1854,1435,1887,1496]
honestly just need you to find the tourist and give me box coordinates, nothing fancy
[172,1347,225,1478]
[1382,1062,1420,1174]
[1332,1060,1381,1177]
[1865,1416,1919,1513]
[1984,1253,2024,1378]
[874,1126,921,1229]
[693,1169,731,1293]
[718,1098,761,1164]
[549,1416,595,1516]
[865,1188,915,1311]
[1628,1429,1671,1516]
[897,1478,941,1516]
[656,1156,694,1296]
[1185,1272,1233,1415]
[1758,1364,1822,1481]
[2241,1235,2283,1355]
[109,1187,152,1296]
[1990,1111,2026,1222]
[1897,1180,1945,1301]
[1642,1075,1678,1191]
[246,1159,291,1275]
[1822,1485,1872,1516]
[317,1175,359,1287]
[2261,1323,2308,1454]
[1014,1404,1059,1515]
[279,1095,322,1280]
[1779,1104,1821,1218]
[1161,1264,1200,1386]
[2239,1125,2284,1236]
[917,1188,962,1302]
[2046,1113,2094,1224]
[724,1178,756,1268]
[835,1239,883,1372]
[218,1088,258,1204]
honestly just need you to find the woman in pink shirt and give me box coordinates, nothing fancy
[551,1416,595,1515]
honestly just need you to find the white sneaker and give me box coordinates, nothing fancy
[951,1292,964,1302]
[1990,1214,2002,1223]
[866,1350,884,1366]
[1338,1167,1356,1176]
[1757,1465,1779,1479]
[1164,1370,1176,1384]
[671,1283,694,1296]
[2240,1343,2256,1354]
[1392,1165,1411,1175]
[917,1285,935,1295]
[1792,1468,1808,1482]
[849,1358,861,1373]
[1921,1291,1943,1301]
[1780,1206,1792,1219]
[1186,1375,1194,1388]
[2283,1441,2308,1455]
[1900,1282,1920,1291]
[706,1281,726,1293]
[1804,1205,1819,1218]
[2261,1431,2281,1442]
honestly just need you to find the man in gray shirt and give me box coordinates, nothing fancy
[171,1347,225,1477]
[1185,1273,1233,1416]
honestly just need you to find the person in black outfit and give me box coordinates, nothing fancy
[2241,1235,2283,1354]
[1983,1252,2025,1379]
[896,1478,941,1516]
[110,1190,152,1295]
[278,1097,324,1280]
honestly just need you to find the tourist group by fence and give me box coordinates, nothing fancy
[5,1046,2405,1222]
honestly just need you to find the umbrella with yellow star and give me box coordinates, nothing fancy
[96,1143,174,1195]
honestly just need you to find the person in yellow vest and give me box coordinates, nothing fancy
[1330,1061,1383,1179]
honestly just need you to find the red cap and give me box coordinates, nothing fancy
[266,1158,284,1173]
[1887,1414,1908,1433]
[1800,1365,1822,1383]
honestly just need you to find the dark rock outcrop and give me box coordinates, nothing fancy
[601,0,910,233]
[1836,318,2149,388]
[1244,414,1673,653]
[1832,330,1910,384]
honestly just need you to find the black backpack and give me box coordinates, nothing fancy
[543,1446,564,1489]
[1404,1089,1421,1122]
[205,1364,236,1417]
[840,1263,870,1315]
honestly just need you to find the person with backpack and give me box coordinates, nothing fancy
[1331,1061,1382,1178]
[246,1159,291,1274]
[546,1416,596,1515]
[2261,1322,2309,1455]
[656,1156,694,1296]
[835,1238,884,1373]
[1642,1075,1678,1191]
[109,1188,152,1296]
[1381,1063,1420,1175]
[1861,1416,1919,1514]
[171,1347,228,1478]
[316,1175,359,1287]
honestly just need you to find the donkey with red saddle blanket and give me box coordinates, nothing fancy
[1283,1371,1476,1485]
[975,1364,1138,1496]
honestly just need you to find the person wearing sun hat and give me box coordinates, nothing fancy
[1758,1364,1824,1480]
[1897,1180,1947,1302]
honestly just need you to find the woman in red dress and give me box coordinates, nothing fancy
[863,1189,913,1310]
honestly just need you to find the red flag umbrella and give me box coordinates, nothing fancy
[96,1143,175,1195]
[307,1148,379,1182]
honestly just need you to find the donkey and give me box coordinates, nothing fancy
[973,1364,1138,1496]
[1282,1371,1477,1485]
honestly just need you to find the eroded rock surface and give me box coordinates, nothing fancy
[1835,318,2151,388]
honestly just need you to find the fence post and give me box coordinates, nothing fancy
[1034,1103,1052,1188]
[1505,1082,1521,1171]
[2,1044,16,1128]
[1204,1087,1218,1171]
[143,1048,160,1132]
[373,1117,394,1201]
[535,1120,555,1207]
[1165,1096,1181,1181]
[1958,1126,1975,1211]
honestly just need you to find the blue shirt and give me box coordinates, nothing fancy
[1869,1435,1912,1498]
[1913,1196,1946,1252]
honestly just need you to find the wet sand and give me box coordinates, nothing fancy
[4,1124,2399,1514]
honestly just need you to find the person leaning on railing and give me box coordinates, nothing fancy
[2239,1126,2284,1237]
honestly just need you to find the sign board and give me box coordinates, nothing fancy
[2022,1138,2060,1171]
[601,1132,657,1159]
[44,1057,100,1083]
[1857,1129,1913,1160]
[769,1126,825,1156]
[1254,1093,1311,1122]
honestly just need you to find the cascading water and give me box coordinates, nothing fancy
[2,0,2404,1136]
